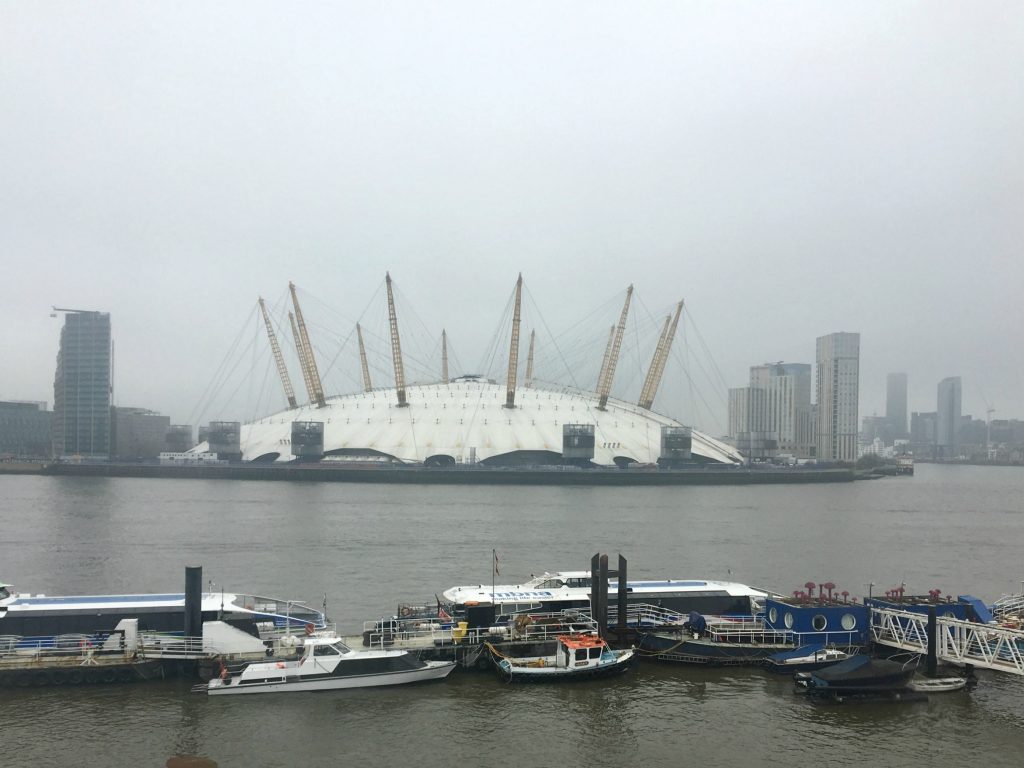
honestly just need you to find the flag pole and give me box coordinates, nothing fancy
[492,548,496,604]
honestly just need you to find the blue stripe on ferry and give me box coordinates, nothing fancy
[614,581,709,588]
[11,593,185,606]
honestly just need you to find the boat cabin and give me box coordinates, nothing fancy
[556,634,611,670]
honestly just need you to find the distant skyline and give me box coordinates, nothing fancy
[2,3,1021,433]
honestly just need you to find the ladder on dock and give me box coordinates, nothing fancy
[870,606,1024,676]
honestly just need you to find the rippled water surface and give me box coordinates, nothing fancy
[1,465,1021,767]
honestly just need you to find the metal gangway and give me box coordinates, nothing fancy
[870,605,1024,676]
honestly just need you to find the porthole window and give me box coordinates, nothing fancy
[768,607,778,624]
[841,614,856,630]
[812,614,828,631]
[784,612,794,629]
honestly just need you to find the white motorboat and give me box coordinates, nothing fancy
[493,633,635,682]
[907,676,969,693]
[202,632,456,695]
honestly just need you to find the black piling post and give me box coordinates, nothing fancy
[926,605,937,677]
[598,554,610,640]
[617,554,628,643]
[184,566,203,642]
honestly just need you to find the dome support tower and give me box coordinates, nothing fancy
[289,282,327,408]
[597,285,633,410]
[289,311,316,406]
[638,300,683,411]
[258,297,298,409]
[356,322,372,392]
[504,274,523,408]
[385,272,408,407]
[441,329,449,383]
[524,329,536,388]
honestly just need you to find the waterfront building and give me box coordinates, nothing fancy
[110,407,172,461]
[748,362,814,458]
[52,310,111,459]
[0,401,53,459]
[815,332,860,462]
[936,376,962,459]
[910,411,937,459]
[861,415,892,446]
[728,386,772,460]
[165,425,194,453]
[886,373,908,441]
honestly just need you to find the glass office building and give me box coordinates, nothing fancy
[52,311,111,458]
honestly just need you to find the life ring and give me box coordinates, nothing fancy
[305,623,316,635]
[399,607,412,618]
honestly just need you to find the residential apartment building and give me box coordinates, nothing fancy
[815,332,860,462]
[52,310,111,458]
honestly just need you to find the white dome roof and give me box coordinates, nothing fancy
[229,378,740,465]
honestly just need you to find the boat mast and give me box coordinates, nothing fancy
[596,285,633,410]
[258,297,298,409]
[524,329,536,388]
[638,300,683,411]
[289,282,327,407]
[289,310,316,406]
[385,272,408,407]
[356,322,372,392]
[504,274,523,409]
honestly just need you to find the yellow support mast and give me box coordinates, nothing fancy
[258,297,298,409]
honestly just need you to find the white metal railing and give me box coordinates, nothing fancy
[0,633,136,664]
[590,603,689,627]
[992,592,1024,624]
[871,605,1024,676]
[359,611,599,649]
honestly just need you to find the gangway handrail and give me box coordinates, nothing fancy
[870,604,1024,676]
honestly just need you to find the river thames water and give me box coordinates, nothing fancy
[1,464,1022,767]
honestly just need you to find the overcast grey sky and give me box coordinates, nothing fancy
[2,2,1021,433]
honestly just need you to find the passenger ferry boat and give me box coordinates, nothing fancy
[0,581,324,639]
[202,631,456,695]
[442,571,766,627]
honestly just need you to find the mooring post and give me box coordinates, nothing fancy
[184,566,203,645]
[598,554,610,640]
[617,554,628,643]
[926,605,938,677]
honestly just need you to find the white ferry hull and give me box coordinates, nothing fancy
[207,660,455,695]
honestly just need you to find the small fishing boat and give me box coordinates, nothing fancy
[764,643,852,674]
[200,632,455,695]
[493,634,635,682]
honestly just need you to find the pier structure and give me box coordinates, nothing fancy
[870,604,1024,676]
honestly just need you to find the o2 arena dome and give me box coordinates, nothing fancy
[194,276,741,468]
